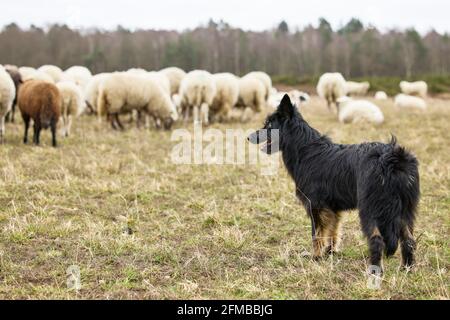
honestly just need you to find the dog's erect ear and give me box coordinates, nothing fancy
[278,94,295,118]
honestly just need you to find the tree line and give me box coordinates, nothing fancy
[1,18,449,79]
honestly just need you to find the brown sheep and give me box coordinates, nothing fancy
[4,66,23,123]
[18,80,61,147]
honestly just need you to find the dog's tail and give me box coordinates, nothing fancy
[363,136,420,256]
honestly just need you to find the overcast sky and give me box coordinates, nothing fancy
[2,0,448,34]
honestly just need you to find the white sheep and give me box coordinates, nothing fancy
[56,81,86,136]
[289,90,311,105]
[400,81,428,98]
[178,70,216,124]
[127,69,171,96]
[84,73,111,114]
[337,97,384,125]
[374,91,388,100]
[97,72,178,130]
[268,90,308,110]
[238,75,265,111]
[160,67,186,95]
[38,65,64,83]
[63,66,93,90]
[148,71,171,96]
[23,71,55,83]
[211,73,239,122]
[317,72,347,111]
[346,81,370,96]
[244,71,272,101]
[18,66,37,80]
[394,94,427,110]
[0,66,16,143]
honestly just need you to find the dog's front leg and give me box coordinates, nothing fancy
[311,210,327,260]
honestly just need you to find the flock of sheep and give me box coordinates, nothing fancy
[0,63,430,147]
[316,72,429,125]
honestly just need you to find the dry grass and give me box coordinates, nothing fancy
[0,96,448,299]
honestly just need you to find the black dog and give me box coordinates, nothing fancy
[248,95,420,271]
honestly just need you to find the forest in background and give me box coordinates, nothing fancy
[1,18,450,93]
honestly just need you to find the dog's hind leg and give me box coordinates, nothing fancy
[362,219,385,273]
[400,224,416,269]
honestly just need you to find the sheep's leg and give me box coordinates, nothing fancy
[193,106,200,124]
[110,113,118,130]
[0,115,5,144]
[23,114,30,144]
[66,115,73,137]
[201,103,209,125]
[51,119,57,147]
[11,104,16,123]
[183,107,190,123]
[153,116,162,130]
[144,114,150,129]
[128,111,135,124]
[33,122,41,146]
[115,114,125,131]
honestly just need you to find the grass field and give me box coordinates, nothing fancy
[0,96,448,299]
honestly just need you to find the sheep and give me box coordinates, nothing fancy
[316,72,347,112]
[63,66,93,90]
[337,97,384,125]
[4,65,22,123]
[84,73,111,114]
[148,71,171,96]
[56,81,86,137]
[127,69,171,96]
[18,80,61,147]
[394,94,427,110]
[97,72,178,130]
[400,81,428,98]
[375,91,388,100]
[178,70,216,124]
[235,75,265,122]
[268,89,310,111]
[160,67,186,95]
[289,90,311,105]
[244,71,272,101]
[38,65,64,83]
[18,66,37,80]
[0,66,16,143]
[210,73,239,122]
[23,71,55,83]
[346,81,370,96]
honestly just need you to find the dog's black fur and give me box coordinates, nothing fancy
[248,95,420,271]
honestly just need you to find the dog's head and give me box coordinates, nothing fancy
[247,94,297,154]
